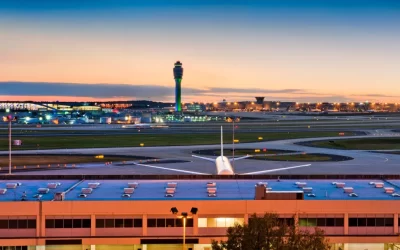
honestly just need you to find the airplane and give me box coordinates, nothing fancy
[191,126,252,175]
[131,126,312,175]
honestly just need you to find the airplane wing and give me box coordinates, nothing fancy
[229,155,252,162]
[134,162,209,175]
[192,155,215,162]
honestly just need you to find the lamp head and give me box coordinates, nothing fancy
[181,212,188,218]
[190,207,198,215]
[170,207,178,214]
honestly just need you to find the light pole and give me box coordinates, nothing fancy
[228,117,240,171]
[171,207,198,250]
[8,115,12,175]
[232,118,235,169]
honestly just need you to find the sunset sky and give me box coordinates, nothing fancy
[1,0,399,103]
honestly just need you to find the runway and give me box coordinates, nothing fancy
[2,129,400,176]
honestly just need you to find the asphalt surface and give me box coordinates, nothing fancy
[1,129,400,176]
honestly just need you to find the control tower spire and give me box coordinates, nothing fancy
[173,61,183,112]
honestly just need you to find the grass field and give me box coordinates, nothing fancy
[308,138,400,150]
[253,154,332,161]
[0,131,357,150]
[209,149,292,155]
[0,155,144,166]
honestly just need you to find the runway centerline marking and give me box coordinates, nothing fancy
[240,164,311,175]
[134,163,209,175]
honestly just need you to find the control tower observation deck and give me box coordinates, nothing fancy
[173,61,184,112]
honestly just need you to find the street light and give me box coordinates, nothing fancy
[226,116,240,170]
[7,115,12,175]
[170,207,198,250]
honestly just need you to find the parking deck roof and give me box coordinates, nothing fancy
[0,179,399,202]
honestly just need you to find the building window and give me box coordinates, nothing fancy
[300,218,344,227]
[0,219,36,229]
[198,218,244,228]
[63,219,73,228]
[53,219,63,228]
[278,218,294,226]
[124,219,133,228]
[115,219,124,228]
[105,219,114,228]
[134,219,142,228]
[96,219,105,228]
[82,219,91,228]
[46,219,90,228]
[349,217,394,227]
[147,219,156,228]
[147,218,193,228]
[96,218,142,228]
[0,246,28,250]
[73,219,82,228]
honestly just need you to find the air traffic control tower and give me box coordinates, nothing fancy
[173,61,183,112]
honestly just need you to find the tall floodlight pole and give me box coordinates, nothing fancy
[232,118,235,169]
[173,61,184,112]
[8,115,12,175]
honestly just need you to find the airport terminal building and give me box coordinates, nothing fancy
[1,178,400,250]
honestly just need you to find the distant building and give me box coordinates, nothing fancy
[186,103,206,112]
[255,97,265,104]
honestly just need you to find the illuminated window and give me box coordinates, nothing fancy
[199,218,244,228]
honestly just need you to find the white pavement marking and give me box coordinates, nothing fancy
[134,163,209,175]
[241,164,312,175]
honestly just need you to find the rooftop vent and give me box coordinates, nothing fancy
[81,188,93,194]
[207,182,216,187]
[392,193,400,197]
[385,187,395,194]
[38,188,50,194]
[295,182,307,188]
[124,188,135,194]
[6,183,18,189]
[47,183,60,189]
[343,187,354,193]
[54,192,65,201]
[369,182,376,185]
[307,193,316,197]
[374,182,384,188]
[0,189,7,195]
[165,193,174,197]
[335,182,345,188]
[208,193,217,197]
[128,182,139,188]
[207,187,217,194]
[167,182,177,188]
[165,187,176,194]
[122,194,131,198]
[88,183,100,189]
[79,194,87,198]
[349,193,358,197]
[303,187,313,193]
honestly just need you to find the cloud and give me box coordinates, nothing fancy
[361,94,400,98]
[0,81,177,99]
[0,81,307,98]
[0,81,353,103]
[205,87,304,94]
